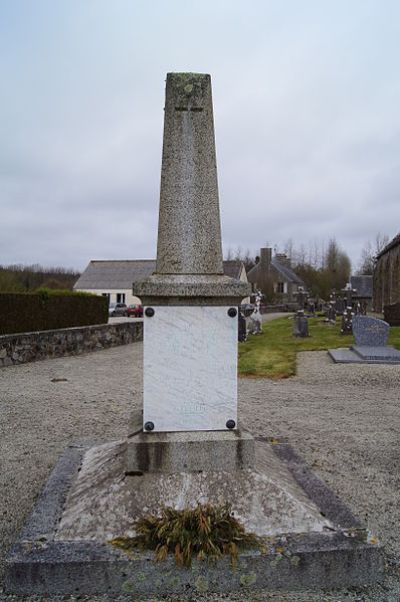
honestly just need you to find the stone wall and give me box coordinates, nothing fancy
[384,302,400,326]
[373,238,400,312]
[0,321,143,368]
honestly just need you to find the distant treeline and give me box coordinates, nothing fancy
[0,264,80,293]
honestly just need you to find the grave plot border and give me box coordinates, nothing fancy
[329,347,400,364]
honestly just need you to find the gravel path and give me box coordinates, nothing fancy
[1,342,400,601]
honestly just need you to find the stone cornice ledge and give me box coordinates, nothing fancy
[133,274,251,305]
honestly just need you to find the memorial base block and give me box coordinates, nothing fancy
[126,428,255,474]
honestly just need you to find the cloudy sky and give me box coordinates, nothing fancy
[1,0,399,272]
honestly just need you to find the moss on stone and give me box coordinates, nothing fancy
[168,72,208,99]
[169,576,181,588]
[121,580,135,592]
[136,572,146,582]
[195,575,209,592]
[170,72,207,82]
[239,572,257,587]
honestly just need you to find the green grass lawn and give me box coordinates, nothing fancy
[238,315,400,379]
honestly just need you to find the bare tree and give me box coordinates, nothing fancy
[357,233,390,275]
[375,232,390,255]
[283,238,294,262]
[224,247,256,271]
[225,247,234,261]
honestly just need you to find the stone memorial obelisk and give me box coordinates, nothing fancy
[127,73,253,472]
[6,73,383,597]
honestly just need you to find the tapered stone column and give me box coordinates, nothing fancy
[135,73,249,307]
[156,73,223,276]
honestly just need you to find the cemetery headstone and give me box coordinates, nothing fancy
[324,302,336,324]
[341,306,354,335]
[351,315,400,361]
[238,307,247,342]
[241,303,254,318]
[330,314,400,363]
[293,309,309,337]
[334,296,345,315]
[297,286,305,310]
[342,282,357,309]
[307,299,316,316]
[352,315,389,346]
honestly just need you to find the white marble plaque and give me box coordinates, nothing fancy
[143,306,238,432]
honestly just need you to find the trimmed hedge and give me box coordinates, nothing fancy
[0,290,108,335]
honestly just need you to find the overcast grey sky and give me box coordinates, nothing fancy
[1,0,399,271]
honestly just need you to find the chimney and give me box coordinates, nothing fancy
[275,253,291,268]
[259,248,272,270]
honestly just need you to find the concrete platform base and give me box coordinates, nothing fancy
[127,427,255,473]
[5,438,383,595]
[329,345,400,364]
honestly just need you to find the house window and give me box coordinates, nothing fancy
[102,293,110,302]
[116,293,126,303]
[277,282,284,293]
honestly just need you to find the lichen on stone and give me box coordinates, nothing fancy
[169,72,207,101]
[121,580,135,593]
[195,575,209,592]
[239,572,257,587]
[169,576,181,588]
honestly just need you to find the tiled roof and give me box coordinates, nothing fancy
[247,257,305,286]
[376,233,400,259]
[222,260,243,280]
[350,275,373,298]
[74,260,155,289]
[74,259,245,290]
[271,257,304,285]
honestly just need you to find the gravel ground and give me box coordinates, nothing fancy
[1,340,400,602]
